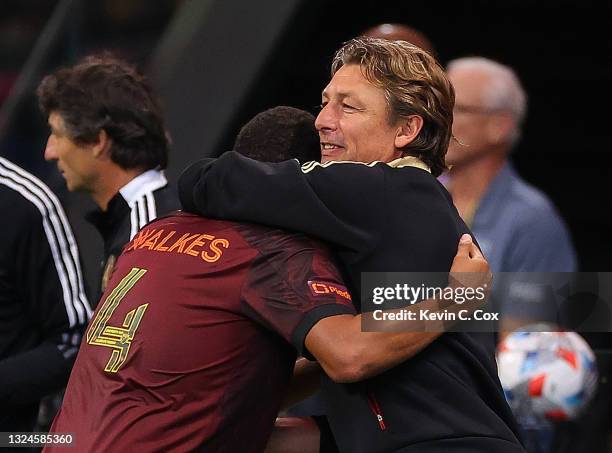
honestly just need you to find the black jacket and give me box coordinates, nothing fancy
[0,157,91,431]
[179,152,525,453]
[85,169,179,299]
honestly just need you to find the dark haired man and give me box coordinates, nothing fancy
[180,38,524,452]
[37,54,178,296]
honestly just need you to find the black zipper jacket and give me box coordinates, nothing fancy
[179,151,525,453]
[85,169,179,301]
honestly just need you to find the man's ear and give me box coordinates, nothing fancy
[92,129,112,159]
[394,115,424,149]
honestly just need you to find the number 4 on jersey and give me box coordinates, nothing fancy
[86,267,149,373]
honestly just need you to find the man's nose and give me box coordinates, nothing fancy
[315,104,338,132]
[44,136,58,161]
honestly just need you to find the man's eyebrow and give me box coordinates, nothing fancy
[321,90,354,99]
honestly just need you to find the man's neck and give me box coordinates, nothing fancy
[448,154,507,222]
[92,166,144,211]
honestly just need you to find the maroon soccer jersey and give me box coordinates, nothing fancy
[46,212,354,453]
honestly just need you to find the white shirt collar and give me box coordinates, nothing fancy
[119,169,168,205]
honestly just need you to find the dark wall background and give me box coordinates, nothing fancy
[219,0,611,272]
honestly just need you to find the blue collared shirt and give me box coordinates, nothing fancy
[447,163,577,320]
[470,162,577,273]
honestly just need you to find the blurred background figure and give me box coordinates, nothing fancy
[0,0,181,298]
[0,1,179,439]
[362,23,437,57]
[443,56,612,453]
[37,53,179,299]
[444,57,577,330]
[0,156,91,435]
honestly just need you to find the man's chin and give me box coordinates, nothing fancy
[444,152,462,168]
[64,180,79,192]
[321,151,348,163]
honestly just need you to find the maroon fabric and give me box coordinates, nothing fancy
[46,212,353,453]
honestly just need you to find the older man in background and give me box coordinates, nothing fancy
[444,57,577,335]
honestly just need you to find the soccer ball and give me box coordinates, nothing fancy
[497,328,598,422]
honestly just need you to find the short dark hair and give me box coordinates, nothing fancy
[233,106,320,163]
[37,53,170,170]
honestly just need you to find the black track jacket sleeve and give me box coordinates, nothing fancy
[0,158,92,407]
[179,151,385,254]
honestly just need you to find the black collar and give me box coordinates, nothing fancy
[85,192,130,240]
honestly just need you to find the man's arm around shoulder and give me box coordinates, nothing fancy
[179,152,385,252]
[305,234,491,383]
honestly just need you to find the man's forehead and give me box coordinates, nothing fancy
[321,65,373,98]
[48,112,69,135]
[450,66,490,82]
[449,68,489,100]
[48,111,61,123]
[48,111,65,126]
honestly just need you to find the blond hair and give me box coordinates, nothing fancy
[331,37,454,176]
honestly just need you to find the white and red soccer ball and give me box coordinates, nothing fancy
[497,329,598,422]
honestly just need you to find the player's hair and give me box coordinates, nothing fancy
[234,106,320,163]
[331,37,454,176]
[447,57,527,146]
[37,53,170,170]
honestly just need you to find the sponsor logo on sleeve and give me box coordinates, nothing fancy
[308,280,352,303]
